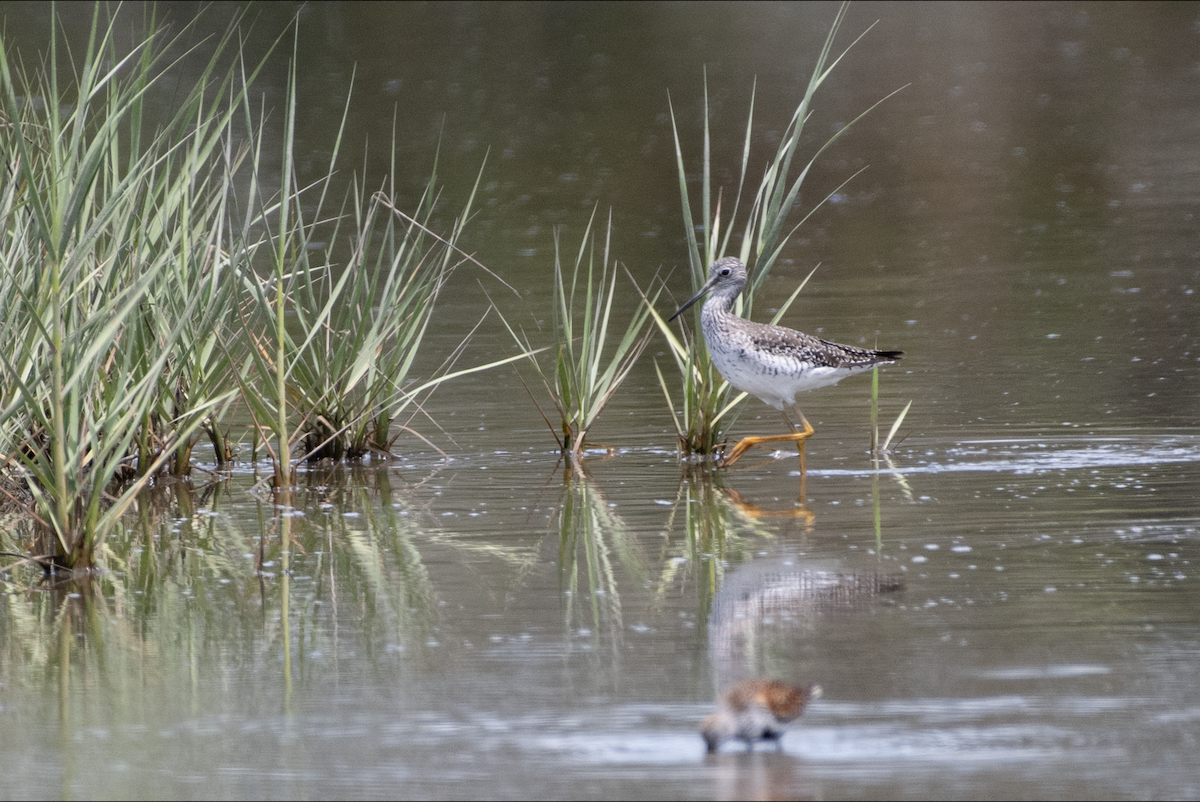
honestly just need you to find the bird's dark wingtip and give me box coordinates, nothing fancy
[878,350,904,361]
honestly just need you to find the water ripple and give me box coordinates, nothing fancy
[811,435,1200,477]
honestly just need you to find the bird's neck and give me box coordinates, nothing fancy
[703,290,741,320]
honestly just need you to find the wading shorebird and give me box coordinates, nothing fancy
[701,678,823,753]
[668,257,902,467]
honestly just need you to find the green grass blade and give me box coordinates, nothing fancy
[882,400,913,453]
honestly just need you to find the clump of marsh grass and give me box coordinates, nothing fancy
[229,55,527,487]
[0,7,259,567]
[648,2,903,458]
[0,7,529,566]
[503,208,660,458]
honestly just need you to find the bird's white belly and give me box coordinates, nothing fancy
[709,346,872,411]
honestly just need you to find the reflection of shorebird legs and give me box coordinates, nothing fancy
[723,487,815,526]
[722,407,814,469]
[798,439,807,499]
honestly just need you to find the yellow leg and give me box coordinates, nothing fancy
[798,438,808,492]
[722,407,814,468]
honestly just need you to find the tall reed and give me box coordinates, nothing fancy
[503,209,659,457]
[0,7,261,566]
[228,45,527,485]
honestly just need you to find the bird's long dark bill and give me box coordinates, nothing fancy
[667,277,718,322]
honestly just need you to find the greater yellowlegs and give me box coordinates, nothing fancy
[701,678,822,753]
[669,257,902,467]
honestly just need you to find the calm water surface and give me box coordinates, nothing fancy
[1,2,1198,799]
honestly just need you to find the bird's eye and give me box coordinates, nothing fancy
[720,268,731,276]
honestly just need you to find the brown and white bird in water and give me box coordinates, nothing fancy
[669,257,902,466]
[701,679,823,753]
